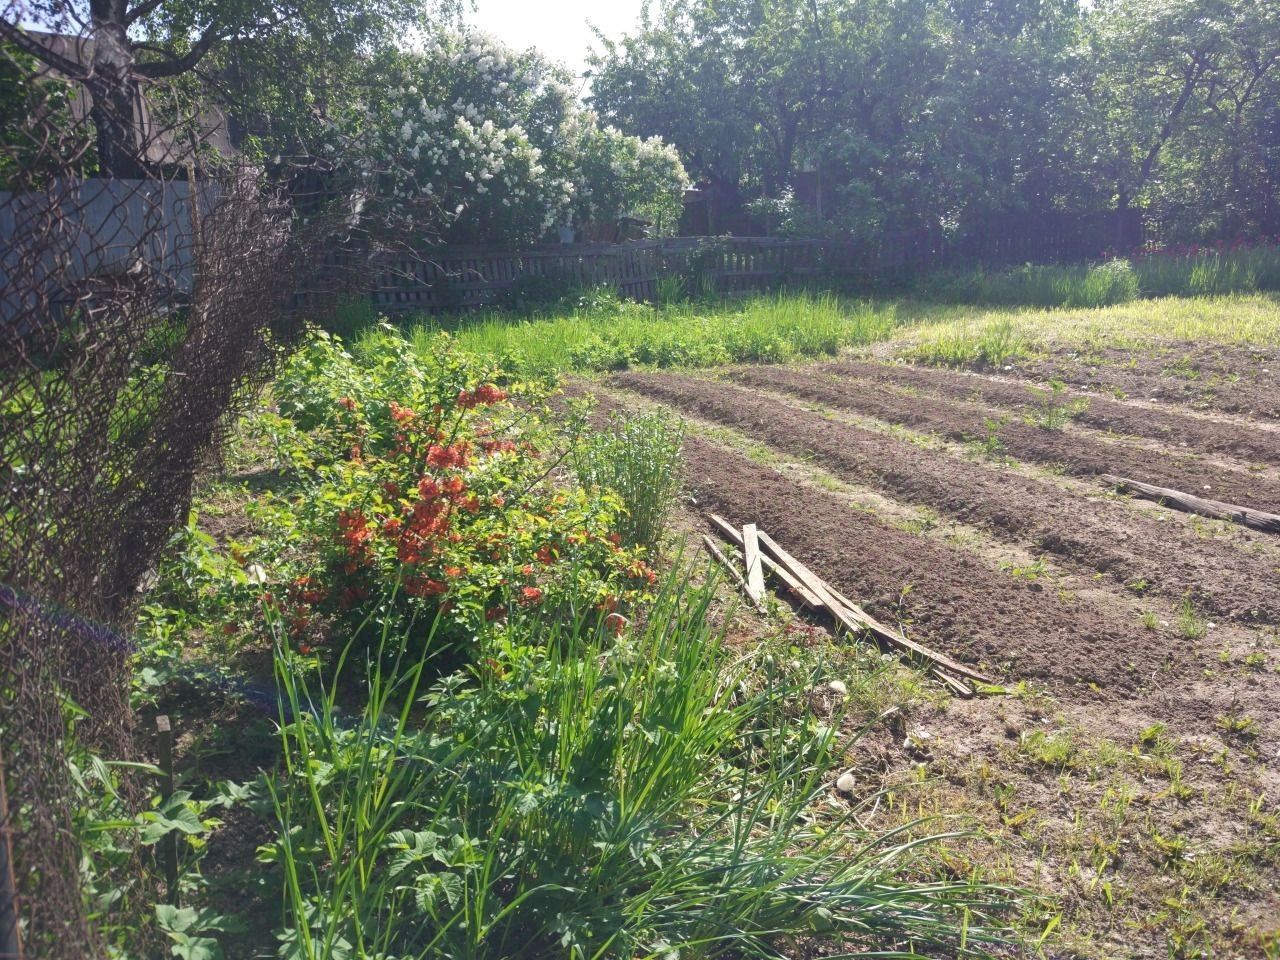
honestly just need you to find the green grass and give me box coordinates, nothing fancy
[403,292,904,374]
[382,290,1280,378]
[570,408,685,550]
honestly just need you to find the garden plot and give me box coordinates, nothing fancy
[612,371,1280,624]
[594,344,1280,959]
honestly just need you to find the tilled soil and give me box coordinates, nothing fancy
[729,365,1280,512]
[820,358,1280,469]
[612,371,1280,625]
[1005,344,1280,422]
[678,433,1160,694]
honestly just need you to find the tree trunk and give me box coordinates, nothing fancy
[88,0,147,178]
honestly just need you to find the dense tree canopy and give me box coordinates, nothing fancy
[589,0,1280,241]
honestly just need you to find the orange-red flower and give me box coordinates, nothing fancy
[518,586,543,606]
[405,576,448,597]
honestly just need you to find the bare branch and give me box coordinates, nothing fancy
[0,18,88,79]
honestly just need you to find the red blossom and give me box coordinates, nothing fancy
[518,586,543,606]
[405,576,448,597]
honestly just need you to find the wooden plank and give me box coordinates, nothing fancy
[701,535,768,614]
[707,514,824,607]
[1102,475,1280,534]
[741,523,766,603]
[929,668,975,699]
[754,529,996,685]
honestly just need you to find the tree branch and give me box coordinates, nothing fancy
[124,0,168,26]
[134,24,221,78]
[0,18,89,79]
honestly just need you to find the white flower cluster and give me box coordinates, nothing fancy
[335,30,688,244]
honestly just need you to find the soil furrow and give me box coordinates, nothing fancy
[729,365,1280,511]
[613,371,1280,625]
[678,433,1164,694]
[822,358,1280,468]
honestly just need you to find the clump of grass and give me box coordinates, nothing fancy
[1176,594,1207,640]
[265,571,1016,959]
[571,408,685,550]
[903,316,1031,369]
[916,261,1139,310]
[1025,379,1089,430]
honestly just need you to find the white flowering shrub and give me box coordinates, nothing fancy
[572,118,690,236]
[327,32,688,246]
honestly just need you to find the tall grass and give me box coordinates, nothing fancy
[571,409,685,550]
[1132,245,1280,297]
[409,292,902,374]
[266,570,1015,959]
[917,245,1280,309]
[918,262,1139,309]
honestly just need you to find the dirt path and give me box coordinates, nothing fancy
[612,371,1280,626]
[821,358,1280,469]
[727,365,1280,512]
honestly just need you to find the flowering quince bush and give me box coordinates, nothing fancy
[231,325,654,661]
[323,31,689,244]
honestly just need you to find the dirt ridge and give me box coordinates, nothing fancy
[729,364,1280,512]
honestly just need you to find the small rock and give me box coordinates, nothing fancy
[835,772,856,793]
[827,679,848,696]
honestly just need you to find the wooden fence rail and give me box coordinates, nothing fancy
[344,209,1145,315]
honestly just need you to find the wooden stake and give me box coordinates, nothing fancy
[701,535,767,613]
[1103,474,1280,534]
[156,716,179,907]
[741,523,766,603]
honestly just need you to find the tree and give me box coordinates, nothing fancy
[1093,0,1280,235]
[590,0,1094,236]
[0,0,460,176]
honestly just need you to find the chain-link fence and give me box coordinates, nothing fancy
[0,19,347,956]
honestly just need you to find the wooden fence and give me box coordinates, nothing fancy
[357,237,826,313]
[351,209,1146,315]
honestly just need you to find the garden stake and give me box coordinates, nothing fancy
[156,715,179,906]
[0,752,23,960]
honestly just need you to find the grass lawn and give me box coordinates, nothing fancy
[388,292,1280,376]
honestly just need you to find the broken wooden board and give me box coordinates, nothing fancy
[753,528,996,687]
[707,514,990,692]
[1102,474,1280,534]
[741,523,766,603]
[701,535,768,614]
[708,514,823,607]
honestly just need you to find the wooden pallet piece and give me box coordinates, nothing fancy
[754,529,996,686]
[707,514,823,607]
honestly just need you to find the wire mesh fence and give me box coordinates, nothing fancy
[0,17,348,956]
